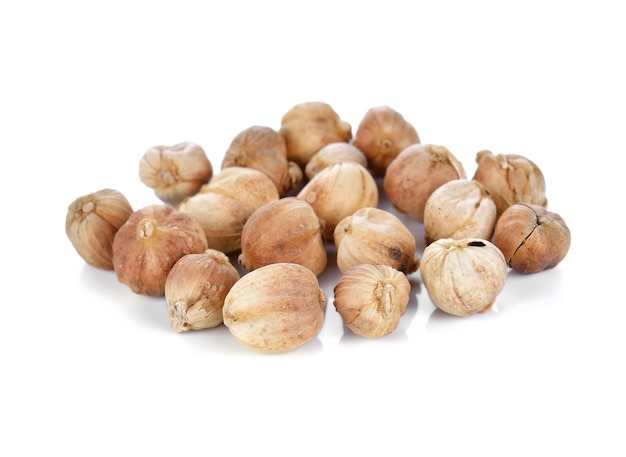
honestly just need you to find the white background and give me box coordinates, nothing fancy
[2,1,624,455]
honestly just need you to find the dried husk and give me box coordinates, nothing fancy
[352,105,420,176]
[112,204,208,296]
[222,263,326,353]
[238,197,327,276]
[423,179,497,246]
[304,142,368,180]
[297,162,379,241]
[221,125,303,196]
[139,141,213,206]
[420,238,508,317]
[333,264,411,338]
[66,188,133,270]
[492,203,571,274]
[278,101,352,167]
[334,207,419,275]
[472,150,547,219]
[383,144,466,222]
[177,167,279,253]
[165,249,240,332]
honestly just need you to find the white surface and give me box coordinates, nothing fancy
[2,1,624,456]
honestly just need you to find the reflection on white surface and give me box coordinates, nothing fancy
[80,263,168,331]
[74,239,573,356]
[497,267,567,311]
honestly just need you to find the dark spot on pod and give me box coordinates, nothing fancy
[388,246,402,260]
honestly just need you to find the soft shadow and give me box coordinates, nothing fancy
[177,324,325,357]
[340,323,409,345]
[227,249,248,277]
[496,266,567,313]
[339,313,411,345]
[79,263,125,299]
[376,176,426,254]
[173,324,258,356]
[317,241,341,307]
[394,275,421,333]
[425,304,500,333]
[80,263,171,332]
[125,292,171,331]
